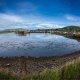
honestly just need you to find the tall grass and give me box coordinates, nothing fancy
[0,58,80,80]
[22,58,80,80]
[0,72,19,80]
[60,59,80,80]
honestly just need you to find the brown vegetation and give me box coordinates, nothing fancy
[0,51,80,76]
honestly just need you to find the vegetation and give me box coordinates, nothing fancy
[0,28,30,33]
[0,26,80,33]
[0,58,80,80]
[30,26,80,33]
[0,72,19,80]
[21,58,80,80]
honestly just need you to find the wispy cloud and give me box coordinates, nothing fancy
[65,14,80,21]
[0,13,26,29]
[0,13,24,23]
[65,15,76,21]
[0,13,64,30]
[34,23,63,29]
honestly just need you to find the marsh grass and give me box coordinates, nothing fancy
[0,58,80,80]
[0,72,19,80]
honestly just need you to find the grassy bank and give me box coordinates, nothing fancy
[0,57,80,80]
[20,58,80,80]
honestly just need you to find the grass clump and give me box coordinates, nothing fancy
[0,72,19,80]
[60,59,80,80]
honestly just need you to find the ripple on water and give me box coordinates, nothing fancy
[0,33,80,57]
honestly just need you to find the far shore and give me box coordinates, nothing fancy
[0,28,80,39]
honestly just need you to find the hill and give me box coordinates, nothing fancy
[0,26,80,33]
[56,26,80,32]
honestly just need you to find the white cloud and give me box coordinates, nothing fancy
[65,15,77,21]
[0,13,24,23]
[0,13,26,30]
[35,23,63,29]
[0,13,64,30]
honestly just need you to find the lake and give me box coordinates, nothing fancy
[0,33,80,57]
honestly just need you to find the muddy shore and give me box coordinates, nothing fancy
[0,51,80,76]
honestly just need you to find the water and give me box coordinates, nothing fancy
[0,33,80,57]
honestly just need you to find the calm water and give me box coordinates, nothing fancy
[0,33,80,57]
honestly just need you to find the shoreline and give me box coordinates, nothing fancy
[0,51,80,76]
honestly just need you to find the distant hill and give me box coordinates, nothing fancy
[0,28,30,33]
[56,26,80,32]
[0,26,80,33]
[63,26,80,29]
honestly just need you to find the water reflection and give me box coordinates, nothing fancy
[0,33,80,57]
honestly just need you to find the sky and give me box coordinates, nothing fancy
[0,0,80,29]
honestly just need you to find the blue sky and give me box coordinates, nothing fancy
[0,0,80,29]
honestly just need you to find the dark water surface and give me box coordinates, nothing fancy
[0,33,80,57]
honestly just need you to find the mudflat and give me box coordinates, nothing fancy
[0,51,80,76]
